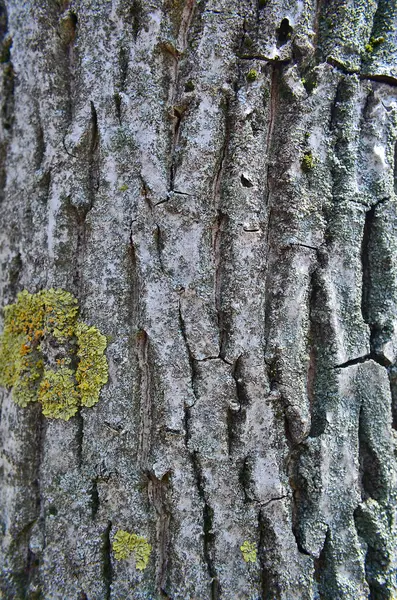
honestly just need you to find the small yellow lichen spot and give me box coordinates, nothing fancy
[240,540,257,563]
[113,529,152,571]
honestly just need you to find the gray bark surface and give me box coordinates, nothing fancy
[0,0,396,598]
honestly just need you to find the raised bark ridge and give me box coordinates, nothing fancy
[0,0,396,598]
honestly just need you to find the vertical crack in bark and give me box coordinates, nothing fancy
[178,299,197,403]
[102,521,113,600]
[264,65,279,208]
[147,472,171,595]
[313,527,332,598]
[137,330,152,468]
[88,101,100,207]
[89,478,99,520]
[0,0,14,207]
[177,0,196,52]
[212,210,227,356]
[258,509,272,600]
[154,224,165,273]
[169,106,183,192]
[190,451,220,599]
[360,204,374,327]
[58,8,77,126]
[183,404,219,597]
[212,98,231,357]
[313,0,325,52]
[227,356,247,457]
[76,410,84,468]
[26,409,46,596]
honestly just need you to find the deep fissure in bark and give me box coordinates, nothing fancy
[102,521,113,600]
[147,472,171,595]
[136,330,152,469]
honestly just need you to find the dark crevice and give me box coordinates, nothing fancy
[127,0,144,41]
[58,10,77,126]
[169,108,182,191]
[227,356,248,456]
[154,225,165,274]
[327,56,397,87]
[76,410,84,467]
[276,18,293,47]
[334,354,371,369]
[178,300,198,403]
[90,479,99,519]
[0,0,14,206]
[113,93,122,125]
[361,205,375,325]
[102,521,113,600]
[238,456,252,503]
[88,101,100,207]
[118,46,129,91]
[190,451,219,599]
[147,472,171,594]
[240,173,253,188]
[35,113,46,170]
[257,510,281,599]
[212,210,228,357]
[313,527,334,598]
[136,330,152,469]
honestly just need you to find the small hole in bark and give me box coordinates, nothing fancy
[241,174,253,188]
[276,18,293,47]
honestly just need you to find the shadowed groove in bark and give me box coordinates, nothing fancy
[136,330,152,468]
[102,521,113,600]
[227,356,247,456]
[88,101,100,205]
[89,478,100,519]
[258,509,272,600]
[213,97,231,358]
[57,7,77,126]
[178,300,198,401]
[190,451,219,599]
[183,405,219,597]
[147,471,171,595]
[361,204,375,327]
[0,0,13,207]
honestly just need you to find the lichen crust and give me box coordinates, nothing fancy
[113,529,152,571]
[0,289,108,420]
[240,540,257,563]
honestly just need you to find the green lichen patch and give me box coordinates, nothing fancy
[246,69,258,83]
[365,36,386,53]
[240,540,257,563]
[113,529,152,570]
[75,322,108,408]
[0,289,108,420]
[301,151,316,173]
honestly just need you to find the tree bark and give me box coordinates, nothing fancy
[0,0,397,598]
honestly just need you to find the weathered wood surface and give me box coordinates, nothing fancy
[0,0,396,598]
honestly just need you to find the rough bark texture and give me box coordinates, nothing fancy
[0,0,397,598]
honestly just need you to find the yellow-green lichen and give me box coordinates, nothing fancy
[365,36,385,53]
[75,322,108,408]
[0,289,108,420]
[246,69,258,82]
[240,540,257,563]
[113,529,152,571]
[301,151,316,173]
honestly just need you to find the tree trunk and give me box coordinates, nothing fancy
[0,0,396,598]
